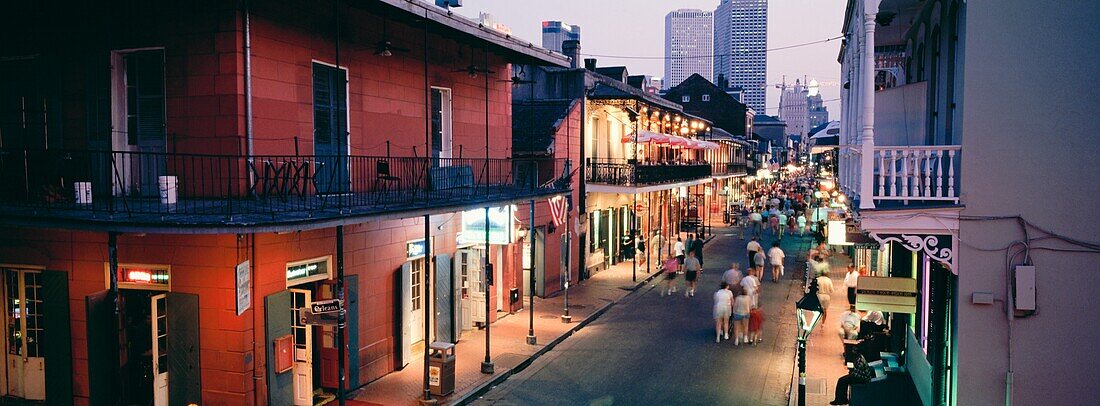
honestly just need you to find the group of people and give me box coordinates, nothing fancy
[712,263,764,345]
[660,232,714,297]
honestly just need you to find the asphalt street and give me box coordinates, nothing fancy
[473,225,812,405]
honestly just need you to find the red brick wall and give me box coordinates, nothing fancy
[247,1,515,160]
[0,212,530,404]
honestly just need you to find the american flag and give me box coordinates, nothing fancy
[548,196,568,227]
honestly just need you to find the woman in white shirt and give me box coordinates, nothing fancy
[713,282,734,342]
[732,292,753,345]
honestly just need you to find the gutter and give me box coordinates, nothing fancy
[243,0,255,191]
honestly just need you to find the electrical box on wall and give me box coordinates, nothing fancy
[1014,265,1036,311]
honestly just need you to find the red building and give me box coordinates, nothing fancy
[0,0,571,404]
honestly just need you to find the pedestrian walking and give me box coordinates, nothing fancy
[797,212,807,236]
[683,251,702,297]
[685,234,696,260]
[750,209,763,237]
[739,206,751,239]
[777,211,788,239]
[662,256,680,296]
[767,242,785,283]
[748,305,765,345]
[732,290,752,345]
[769,212,780,236]
[674,236,686,266]
[651,232,667,261]
[740,270,760,309]
[713,282,734,343]
[753,249,767,280]
[746,237,762,269]
[817,273,835,321]
[844,264,859,306]
[691,232,715,266]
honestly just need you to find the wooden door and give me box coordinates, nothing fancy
[5,270,45,400]
[290,289,313,406]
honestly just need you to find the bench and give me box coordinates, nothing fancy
[429,165,474,191]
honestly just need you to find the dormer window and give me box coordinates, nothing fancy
[682,95,690,102]
[701,94,710,102]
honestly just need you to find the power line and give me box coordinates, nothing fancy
[580,35,844,60]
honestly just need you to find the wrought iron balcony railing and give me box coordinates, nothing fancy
[586,158,711,187]
[0,149,570,229]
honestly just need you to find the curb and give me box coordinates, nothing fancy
[449,268,665,405]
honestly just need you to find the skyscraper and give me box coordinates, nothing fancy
[664,9,713,89]
[541,21,580,53]
[714,0,767,112]
[779,79,809,142]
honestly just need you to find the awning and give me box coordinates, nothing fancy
[621,132,719,150]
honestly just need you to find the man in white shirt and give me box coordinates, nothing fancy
[844,264,859,306]
[767,242,785,283]
[753,249,767,280]
[650,232,667,261]
[749,210,763,237]
[816,274,835,321]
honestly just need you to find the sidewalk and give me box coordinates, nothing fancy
[349,256,660,405]
[789,251,855,405]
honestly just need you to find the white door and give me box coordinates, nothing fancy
[4,269,44,400]
[150,294,168,406]
[455,250,476,330]
[409,259,425,345]
[290,289,313,406]
[467,250,487,325]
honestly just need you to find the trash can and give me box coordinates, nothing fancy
[428,341,455,396]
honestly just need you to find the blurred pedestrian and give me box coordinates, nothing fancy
[768,242,786,283]
[817,273,835,321]
[674,236,685,265]
[746,237,762,269]
[713,282,733,343]
[753,249,767,280]
[684,251,702,297]
[749,305,766,345]
[741,269,761,309]
[733,290,752,345]
[662,256,680,296]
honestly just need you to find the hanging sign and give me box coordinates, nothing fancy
[236,260,251,315]
[407,240,427,258]
[457,205,515,245]
[114,264,170,291]
[856,276,918,314]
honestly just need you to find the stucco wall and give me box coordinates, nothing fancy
[955,1,1100,405]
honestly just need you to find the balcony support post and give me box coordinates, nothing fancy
[859,0,881,210]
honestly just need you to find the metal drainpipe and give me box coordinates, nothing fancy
[420,9,436,403]
[243,0,255,192]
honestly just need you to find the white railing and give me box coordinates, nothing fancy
[872,146,961,204]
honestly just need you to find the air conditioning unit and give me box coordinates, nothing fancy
[435,0,462,8]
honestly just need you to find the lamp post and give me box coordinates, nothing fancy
[526,200,537,345]
[795,278,824,406]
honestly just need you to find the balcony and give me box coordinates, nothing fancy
[712,161,748,178]
[870,145,961,206]
[586,158,711,188]
[0,149,569,232]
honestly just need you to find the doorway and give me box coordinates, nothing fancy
[455,248,486,331]
[115,290,198,406]
[4,269,44,400]
[110,48,167,197]
[312,62,350,194]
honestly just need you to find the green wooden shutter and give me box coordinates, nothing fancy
[397,263,411,368]
[265,291,294,405]
[345,274,360,389]
[42,270,73,405]
[434,254,453,343]
[85,290,119,405]
[166,292,201,405]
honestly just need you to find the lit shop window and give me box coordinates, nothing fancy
[108,264,171,291]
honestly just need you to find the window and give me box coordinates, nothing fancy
[430,87,453,164]
[682,95,691,103]
[701,94,710,102]
[411,259,424,311]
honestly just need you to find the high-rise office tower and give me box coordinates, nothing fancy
[664,9,713,89]
[714,0,767,112]
[541,21,581,53]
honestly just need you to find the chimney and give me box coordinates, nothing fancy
[562,40,581,69]
[584,58,597,71]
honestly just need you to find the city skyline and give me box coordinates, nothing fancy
[664,8,713,89]
[453,0,845,115]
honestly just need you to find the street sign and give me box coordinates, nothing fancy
[310,299,343,314]
[235,261,251,315]
[299,307,345,326]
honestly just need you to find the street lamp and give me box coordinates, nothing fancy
[795,279,824,406]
